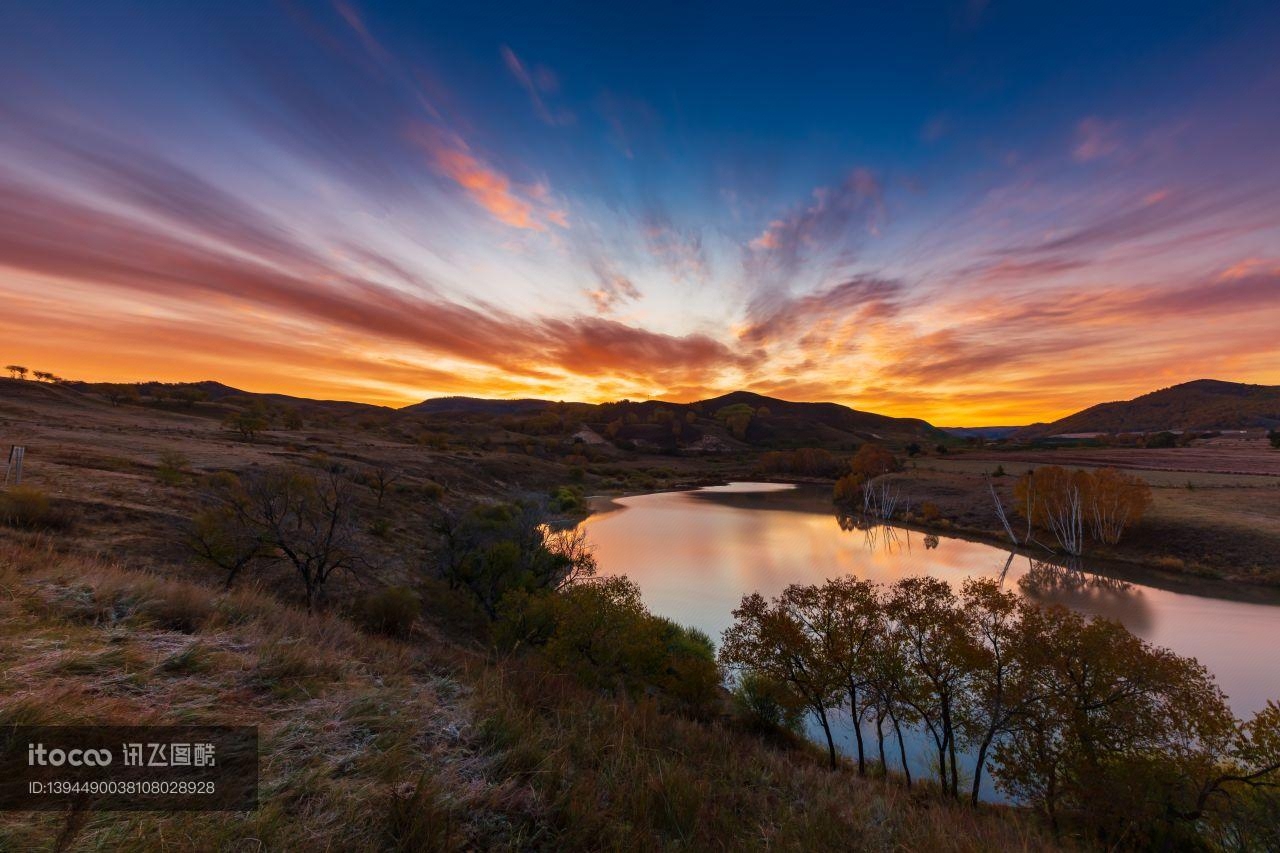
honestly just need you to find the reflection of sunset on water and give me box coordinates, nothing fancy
[584,483,1280,717]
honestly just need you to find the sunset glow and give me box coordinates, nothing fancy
[2,2,1278,424]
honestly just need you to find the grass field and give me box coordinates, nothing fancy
[896,447,1280,586]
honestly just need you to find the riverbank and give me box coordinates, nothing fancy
[883,459,1280,589]
[588,473,1280,605]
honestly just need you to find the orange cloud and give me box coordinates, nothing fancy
[411,127,567,231]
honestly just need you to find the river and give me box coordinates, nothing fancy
[580,482,1280,799]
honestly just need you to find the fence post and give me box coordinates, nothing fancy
[3,445,23,486]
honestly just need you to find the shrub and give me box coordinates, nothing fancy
[832,472,865,503]
[544,576,665,690]
[918,501,941,522]
[1270,430,1280,450]
[357,586,420,637]
[653,619,721,716]
[757,448,840,477]
[731,670,805,734]
[848,444,899,479]
[494,588,558,649]
[136,581,215,632]
[0,486,59,529]
[552,484,586,513]
[155,449,189,485]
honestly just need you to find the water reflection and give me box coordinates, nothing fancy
[582,482,1280,722]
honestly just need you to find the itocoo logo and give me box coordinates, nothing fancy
[27,743,113,767]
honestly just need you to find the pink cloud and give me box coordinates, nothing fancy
[410,127,567,231]
[1073,116,1121,162]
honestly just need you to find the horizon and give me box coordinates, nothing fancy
[3,2,1280,424]
[6,370,1269,429]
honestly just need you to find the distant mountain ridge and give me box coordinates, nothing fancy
[1015,379,1280,439]
[403,389,946,446]
[401,396,554,416]
[940,426,1024,440]
[691,390,944,440]
[28,377,1276,444]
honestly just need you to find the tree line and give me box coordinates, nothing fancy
[720,575,1280,847]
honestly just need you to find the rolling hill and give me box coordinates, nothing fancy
[401,396,555,416]
[692,391,945,444]
[1015,379,1280,439]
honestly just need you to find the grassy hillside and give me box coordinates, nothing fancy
[1017,379,1280,438]
[0,536,1059,851]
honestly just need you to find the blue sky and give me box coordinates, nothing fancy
[2,1,1278,422]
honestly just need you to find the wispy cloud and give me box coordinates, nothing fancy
[643,215,709,282]
[740,275,904,345]
[747,169,885,279]
[584,261,642,314]
[1073,116,1121,162]
[501,45,574,126]
[410,126,568,231]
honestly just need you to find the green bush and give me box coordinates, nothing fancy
[536,577,723,714]
[156,449,189,485]
[552,484,586,513]
[494,588,558,649]
[654,618,721,717]
[731,670,805,734]
[357,586,420,637]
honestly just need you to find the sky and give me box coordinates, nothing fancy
[1,1,1278,425]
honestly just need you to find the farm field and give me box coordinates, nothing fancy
[892,446,1280,587]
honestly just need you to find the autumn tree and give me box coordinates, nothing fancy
[1016,466,1151,554]
[812,577,883,775]
[886,576,975,797]
[1080,467,1151,544]
[987,605,1265,844]
[849,443,900,478]
[863,622,919,786]
[224,407,268,441]
[721,590,844,767]
[715,403,755,440]
[187,472,272,588]
[835,445,901,505]
[958,578,1038,805]
[363,464,399,509]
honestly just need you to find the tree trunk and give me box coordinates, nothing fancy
[876,712,887,776]
[890,711,911,788]
[971,730,997,807]
[816,706,837,770]
[849,682,866,776]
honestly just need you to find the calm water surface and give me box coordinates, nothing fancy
[580,482,1280,797]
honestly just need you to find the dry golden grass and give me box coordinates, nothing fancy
[0,535,1071,851]
[0,535,506,851]
[473,659,1062,852]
